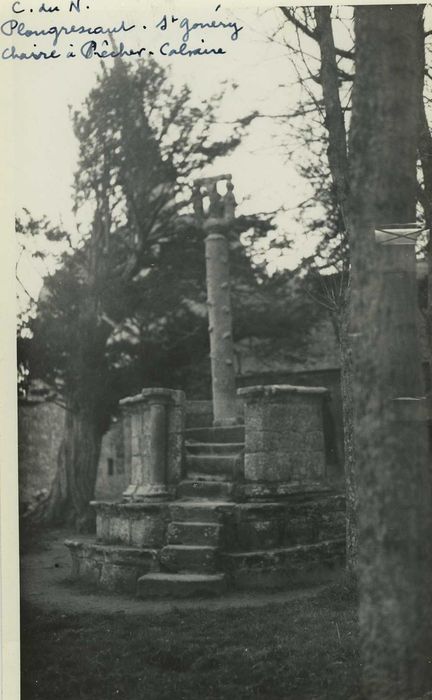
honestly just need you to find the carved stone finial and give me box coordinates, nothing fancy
[223,180,236,221]
[192,174,235,226]
[208,182,224,218]
[192,183,204,221]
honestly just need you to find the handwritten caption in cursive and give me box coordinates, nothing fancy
[0,1,243,61]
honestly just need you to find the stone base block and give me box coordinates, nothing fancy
[244,452,325,483]
[65,540,158,594]
[222,494,345,551]
[137,573,227,598]
[66,488,346,597]
[239,385,329,486]
[167,521,221,546]
[220,538,345,590]
[92,501,170,547]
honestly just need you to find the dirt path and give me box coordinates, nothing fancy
[20,529,327,616]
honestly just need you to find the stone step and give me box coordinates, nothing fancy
[222,497,347,551]
[137,572,227,598]
[185,425,245,443]
[160,544,218,573]
[185,401,214,429]
[176,480,234,500]
[65,540,158,594]
[185,441,244,456]
[167,521,221,546]
[169,501,233,523]
[220,538,345,590]
[185,454,242,477]
[186,472,228,483]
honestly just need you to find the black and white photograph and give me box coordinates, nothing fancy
[2,1,432,698]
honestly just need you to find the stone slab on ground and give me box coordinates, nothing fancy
[137,572,227,598]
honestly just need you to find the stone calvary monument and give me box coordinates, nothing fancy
[66,175,345,597]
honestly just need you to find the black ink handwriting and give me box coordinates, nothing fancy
[0,17,134,47]
[160,41,225,57]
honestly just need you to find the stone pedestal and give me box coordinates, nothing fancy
[120,388,185,501]
[238,385,329,498]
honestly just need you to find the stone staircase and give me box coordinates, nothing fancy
[66,394,346,598]
[137,423,244,598]
[177,424,245,499]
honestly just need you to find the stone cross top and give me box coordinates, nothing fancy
[193,174,238,426]
[192,174,236,223]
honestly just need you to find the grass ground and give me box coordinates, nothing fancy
[21,580,362,700]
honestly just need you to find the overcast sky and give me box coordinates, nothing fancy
[6,1,332,299]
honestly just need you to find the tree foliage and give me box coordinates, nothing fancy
[18,56,320,528]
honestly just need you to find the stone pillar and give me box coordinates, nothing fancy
[193,174,238,426]
[238,385,329,498]
[120,388,185,500]
[205,230,237,425]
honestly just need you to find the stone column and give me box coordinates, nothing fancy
[120,388,185,500]
[205,230,237,425]
[193,174,238,426]
[238,384,329,498]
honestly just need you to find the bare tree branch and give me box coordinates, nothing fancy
[279,6,355,60]
[314,6,350,228]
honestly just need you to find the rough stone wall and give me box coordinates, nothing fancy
[18,401,129,505]
[18,401,65,507]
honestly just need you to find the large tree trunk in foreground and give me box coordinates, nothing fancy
[44,228,111,532]
[418,99,432,423]
[26,397,105,534]
[31,294,110,533]
[314,6,359,570]
[41,400,103,532]
[349,6,432,698]
[339,296,357,572]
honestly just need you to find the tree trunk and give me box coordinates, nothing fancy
[349,6,432,698]
[314,6,359,570]
[418,99,432,423]
[41,401,103,532]
[339,291,357,572]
